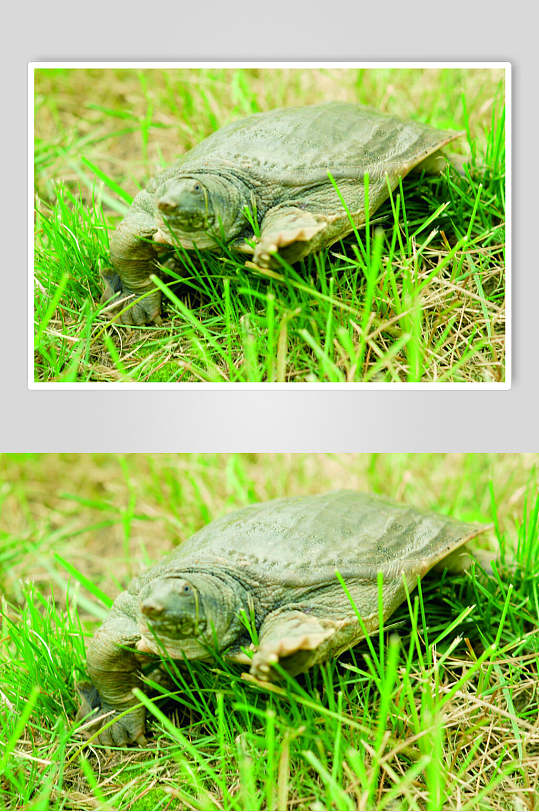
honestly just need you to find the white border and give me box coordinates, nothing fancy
[29,61,511,390]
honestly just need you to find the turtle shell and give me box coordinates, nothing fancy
[158,491,483,589]
[176,102,461,191]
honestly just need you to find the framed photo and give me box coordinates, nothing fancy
[31,62,510,388]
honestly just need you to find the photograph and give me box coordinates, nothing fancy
[1,453,537,810]
[32,63,509,386]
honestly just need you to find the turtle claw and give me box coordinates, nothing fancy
[252,240,279,270]
[250,648,279,681]
[93,712,147,747]
[116,296,162,327]
[100,270,162,326]
[88,710,147,747]
[75,681,146,748]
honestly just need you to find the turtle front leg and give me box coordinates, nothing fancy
[252,206,329,270]
[78,594,147,746]
[250,609,343,681]
[106,193,162,326]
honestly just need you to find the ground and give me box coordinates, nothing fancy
[33,67,506,383]
[0,453,537,810]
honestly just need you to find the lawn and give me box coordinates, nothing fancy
[0,453,537,810]
[33,67,507,383]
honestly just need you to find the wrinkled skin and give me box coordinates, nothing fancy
[78,491,489,746]
[103,102,464,324]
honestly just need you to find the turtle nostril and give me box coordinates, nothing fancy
[157,198,176,214]
[141,599,164,618]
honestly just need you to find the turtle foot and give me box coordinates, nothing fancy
[100,270,162,326]
[75,681,147,747]
[253,207,327,269]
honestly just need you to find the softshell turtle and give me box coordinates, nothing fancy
[105,102,464,324]
[78,490,488,745]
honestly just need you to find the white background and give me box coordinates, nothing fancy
[4,0,537,451]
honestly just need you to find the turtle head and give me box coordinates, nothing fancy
[138,572,244,659]
[156,174,247,248]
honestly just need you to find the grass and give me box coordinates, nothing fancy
[0,453,537,810]
[33,67,507,383]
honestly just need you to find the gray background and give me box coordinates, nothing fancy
[4,0,537,451]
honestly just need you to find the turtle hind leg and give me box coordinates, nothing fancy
[249,608,355,682]
[434,544,495,576]
[413,150,468,177]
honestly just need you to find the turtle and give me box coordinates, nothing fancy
[104,102,465,324]
[77,490,490,746]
